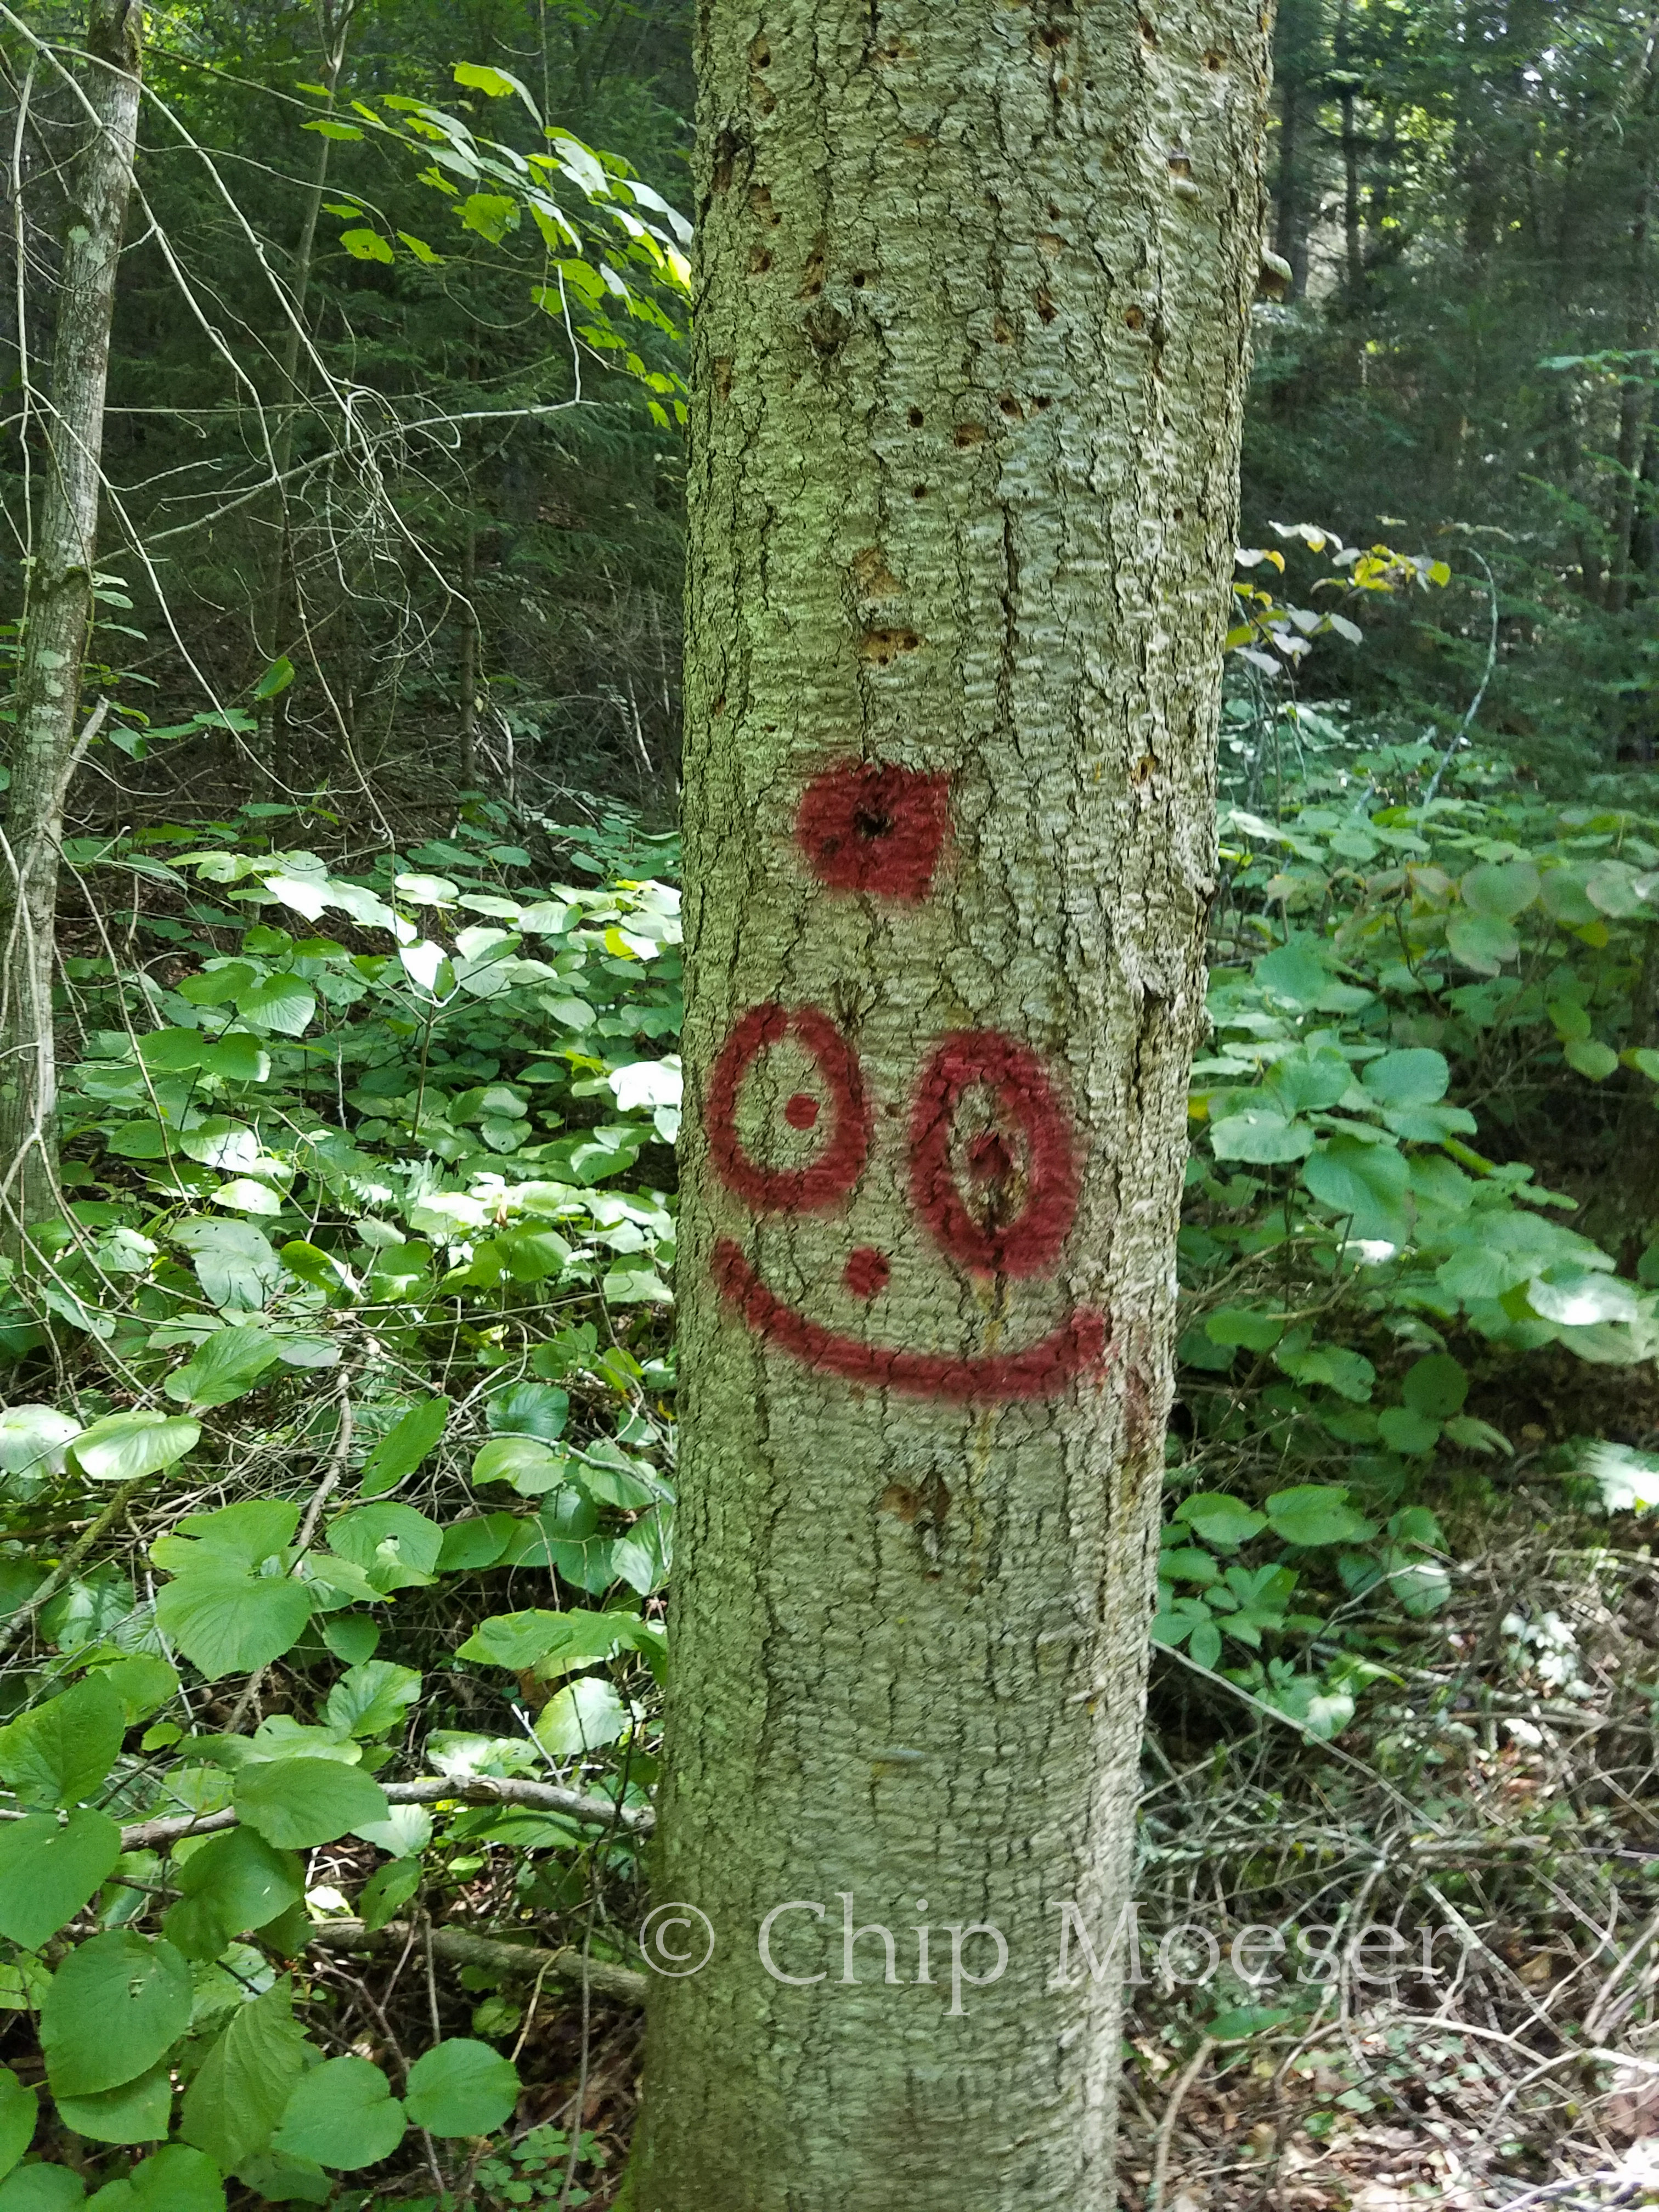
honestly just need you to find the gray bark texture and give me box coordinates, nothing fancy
[0,0,142,1250]
[641,4,1270,2207]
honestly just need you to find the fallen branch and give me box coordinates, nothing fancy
[307,1915,648,2007]
[116,1771,654,1853]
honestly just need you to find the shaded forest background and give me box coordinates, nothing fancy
[5,0,1655,826]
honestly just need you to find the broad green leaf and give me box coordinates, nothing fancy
[234,1757,390,1848]
[0,2167,85,2208]
[163,1326,284,1409]
[457,1608,637,1675]
[1402,1353,1468,1417]
[402,2039,520,2137]
[1160,1547,1220,1585]
[229,2152,329,2204]
[69,1411,200,1483]
[211,1178,284,1215]
[358,1397,449,1497]
[1207,1108,1314,1165]
[272,2057,406,2170]
[485,1382,569,1441]
[181,1983,312,2174]
[340,226,393,261]
[1263,1046,1350,1115]
[1586,860,1645,917]
[1265,1485,1371,1547]
[392,873,457,905]
[612,1503,672,1595]
[155,1570,312,1679]
[177,962,257,1007]
[235,975,316,1037]
[454,59,537,108]
[320,1616,380,1664]
[1459,860,1539,918]
[252,656,295,700]
[359,1855,422,1932]
[0,1407,80,1487]
[1565,1037,1620,1081]
[1445,911,1519,973]
[39,1933,191,2096]
[171,1218,282,1310]
[161,1827,303,1959]
[86,2145,224,2211]
[353,1803,431,1858]
[1383,1551,1453,1616]
[0,1677,127,1809]
[55,2063,171,2145]
[1527,1270,1641,1327]
[0,1812,121,1948]
[199,1031,270,1084]
[136,1026,210,1071]
[166,1498,300,1570]
[322,1660,422,1739]
[1360,1048,1449,1108]
[1300,1138,1412,1242]
[436,1514,520,1571]
[532,1675,626,1757]
[1254,941,1331,1007]
[1377,1407,1440,1455]
[38,1568,132,1653]
[0,2068,35,2181]
[460,193,519,242]
[471,1436,571,1495]
[1539,865,1598,925]
[328,1502,443,1587]
[572,1441,663,1510]
[1173,1494,1266,1550]
[1275,1342,1375,1403]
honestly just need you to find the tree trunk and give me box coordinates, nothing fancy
[0,0,142,1255]
[640,5,1268,2208]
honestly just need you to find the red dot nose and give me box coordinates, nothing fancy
[843,1247,890,1300]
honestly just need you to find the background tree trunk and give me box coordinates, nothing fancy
[640,5,1269,2208]
[0,0,142,1254]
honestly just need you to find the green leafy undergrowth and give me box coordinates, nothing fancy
[1166,723,1659,1732]
[0,814,673,2199]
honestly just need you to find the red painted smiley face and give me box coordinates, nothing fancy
[703,764,1109,1406]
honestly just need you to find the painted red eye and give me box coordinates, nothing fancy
[795,761,951,900]
[908,1031,1080,1276]
[707,1003,870,1214]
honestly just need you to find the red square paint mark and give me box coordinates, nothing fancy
[843,1246,890,1300]
[795,761,950,901]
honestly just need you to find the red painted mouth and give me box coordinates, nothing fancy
[713,1239,1111,1406]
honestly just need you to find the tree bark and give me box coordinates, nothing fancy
[640,5,1268,2209]
[0,0,142,1255]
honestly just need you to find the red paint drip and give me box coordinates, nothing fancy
[707,1003,870,1214]
[843,1246,891,1300]
[714,1239,1109,1405]
[795,761,951,900]
[785,1092,821,1131]
[909,1031,1081,1277]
